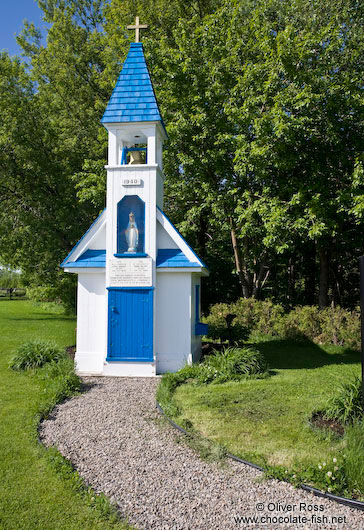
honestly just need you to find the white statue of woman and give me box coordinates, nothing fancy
[125,212,139,252]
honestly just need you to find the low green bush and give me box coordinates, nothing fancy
[275,305,322,341]
[276,305,361,349]
[26,276,77,314]
[9,340,67,370]
[181,346,268,385]
[205,298,361,350]
[26,285,61,303]
[232,298,284,335]
[323,377,363,425]
[320,307,361,350]
[205,303,250,344]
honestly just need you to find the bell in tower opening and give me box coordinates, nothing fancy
[121,146,147,165]
[128,149,146,164]
[125,212,139,252]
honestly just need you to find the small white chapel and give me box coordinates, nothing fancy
[61,19,209,377]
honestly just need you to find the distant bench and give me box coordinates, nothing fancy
[0,288,26,299]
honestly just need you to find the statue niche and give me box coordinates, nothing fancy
[116,195,145,255]
[125,212,139,252]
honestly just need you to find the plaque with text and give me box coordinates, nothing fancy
[109,258,152,287]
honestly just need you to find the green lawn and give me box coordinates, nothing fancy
[0,300,130,530]
[174,339,361,471]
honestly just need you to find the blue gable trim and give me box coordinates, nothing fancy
[157,207,208,270]
[62,249,106,269]
[66,248,200,268]
[101,42,167,135]
[156,249,200,268]
[60,209,106,268]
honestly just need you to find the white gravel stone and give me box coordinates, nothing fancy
[40,377,364,529]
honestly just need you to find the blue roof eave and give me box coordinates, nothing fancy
[156,248,207,271]
[62,249,106,269]
[63,262,105,269]
[156,262,202,269]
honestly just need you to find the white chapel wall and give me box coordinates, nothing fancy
[89,223,106,249]
[191,274,202,363]
[75,273,106,374]
[156,170,164,208]
[156,222,179,249]
[155,272,192,373]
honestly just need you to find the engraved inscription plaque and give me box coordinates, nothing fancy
[109,258,152,287]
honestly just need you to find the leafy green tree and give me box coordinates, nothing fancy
[123,0,364,306]
[226,0,364,306]
[0,2,112,307]
[1,0,364,311]
[0,267,21,289]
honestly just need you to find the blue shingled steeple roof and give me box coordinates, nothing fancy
[101,42,164,127]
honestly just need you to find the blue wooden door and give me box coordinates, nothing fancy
[107,288,153,362]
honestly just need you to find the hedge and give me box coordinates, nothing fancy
[205,299,361,350]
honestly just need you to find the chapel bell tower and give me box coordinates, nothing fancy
[62,19,208,377]
[101,22,168,375]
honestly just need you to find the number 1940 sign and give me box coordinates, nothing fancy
[122,178,141,186]
[109,258,152,287]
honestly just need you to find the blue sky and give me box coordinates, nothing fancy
[0,0,45,56]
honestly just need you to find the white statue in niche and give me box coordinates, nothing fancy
[125,212,139,252]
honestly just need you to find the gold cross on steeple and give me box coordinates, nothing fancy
[127,16,148,43]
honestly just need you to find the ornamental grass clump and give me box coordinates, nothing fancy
[202,346,269,384]
[37,357,82,419]
[344,421,364,495]
[9,339,66,370]
[324,377,363,425]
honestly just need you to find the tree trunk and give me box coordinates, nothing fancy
[197,213,208,260]
[331,261,343,307]
[229,218,270,299]
[318,245,330,308]
[229,219,250,297]
[304,243,316,305]
[287,256,296,305]
[252,262,270,300]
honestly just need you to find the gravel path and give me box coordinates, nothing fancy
[40,378,364,529]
